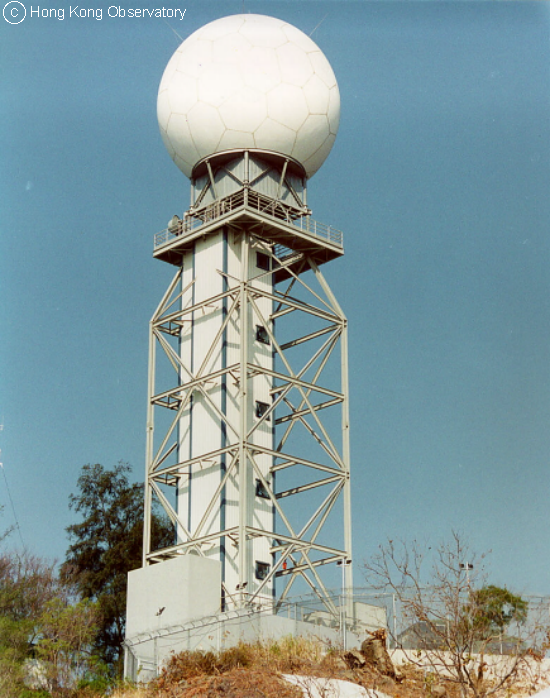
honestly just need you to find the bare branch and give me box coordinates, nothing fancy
[362,533,546,698]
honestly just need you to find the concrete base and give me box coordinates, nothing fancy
[124,555,222,680]
[124,558,385,683]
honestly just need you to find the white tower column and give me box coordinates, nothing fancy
[174,223,274,605]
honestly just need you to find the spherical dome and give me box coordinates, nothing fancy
[157,14,340,179]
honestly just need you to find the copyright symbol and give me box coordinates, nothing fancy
[3,1,26,23]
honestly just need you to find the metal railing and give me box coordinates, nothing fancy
[154,188,343,250]
[124,588,385,652]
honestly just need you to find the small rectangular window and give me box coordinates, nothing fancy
[255,561,270,581]
[256,252,270,271]
[255,401,270,421]
[255,325,270,345]
[255,479,270,499]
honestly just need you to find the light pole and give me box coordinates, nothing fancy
[337,558,352,649]
[460,561,474,649]
[460,562,473,588]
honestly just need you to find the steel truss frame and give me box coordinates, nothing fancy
[143,229,352,616]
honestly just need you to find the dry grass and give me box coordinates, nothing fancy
[155,636,327,690]
[110,688,152,698]
[154,667,302,698]
[147,638,415,698]
[113,639,550,698]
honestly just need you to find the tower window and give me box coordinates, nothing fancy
[255,561,270,581]
[255,478,270,499]
[256,252,270,271]
[255,401,270,420]
[255,325,270,345]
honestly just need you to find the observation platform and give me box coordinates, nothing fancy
[153,188,344,280]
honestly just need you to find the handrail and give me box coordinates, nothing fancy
[154,188,343,250]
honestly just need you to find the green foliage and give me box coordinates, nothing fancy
[18,689,52,698]
[0,614,31,656]
[76,659,115,694]
[0,553,62,697]
[466,585,528,636]
[34,596,99,693]
[62,462,174,675]
[0,550,107,696]
[0,651,27,698]
[0,515,104,696]
[0,553,58,630]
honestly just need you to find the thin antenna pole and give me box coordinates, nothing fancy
[162,17,184,43]
[310,14,328,37]
[0,424,25,547]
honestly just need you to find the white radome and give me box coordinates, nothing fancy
[157,14,340,179]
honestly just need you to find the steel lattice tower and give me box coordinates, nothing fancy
[140,13,352,621]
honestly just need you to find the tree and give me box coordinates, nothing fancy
[62,462,174,675]
[34,596,99,695]
[465,585,528,638]
[362,533,544,698]
[0,552,58,628]
[0,514,104,696]
[0,551,77,697]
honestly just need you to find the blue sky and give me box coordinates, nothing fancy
[1,1,550,596]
